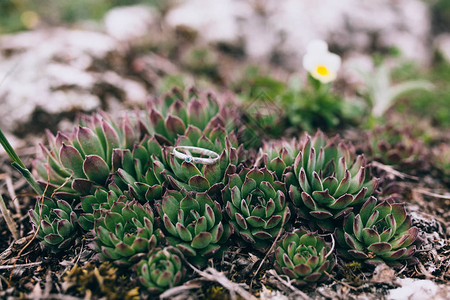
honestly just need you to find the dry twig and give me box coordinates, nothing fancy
[0,261,42,270]
[159,282,203,299]
[413,189,450,200]
[2,175,20,215]
[266,269,310,300]
[371,161,418,180]
[0,192,19,240]
[187,262,257,300]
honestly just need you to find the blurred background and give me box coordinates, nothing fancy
[0,0,449,148]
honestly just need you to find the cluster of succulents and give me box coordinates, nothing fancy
[25,87,423,296]
[361,123,428,172]
[34,112,139,199]
[285,131,378,232]
[138,87,231,146]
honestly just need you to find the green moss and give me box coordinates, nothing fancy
[63,262,140,300]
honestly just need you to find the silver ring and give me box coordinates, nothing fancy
[173,146,220,165]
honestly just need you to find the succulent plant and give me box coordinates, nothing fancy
[255,138,302,181]
[111,136,167,203]
[138,87,234,146]
[29,197,78,253]
[286,131,378,232]
[275,229,334,285]
[223,167,289,251]
[92,200,159,266]
[78,184,128,231]
[34,112,138,199]
[162,135,240,195]
[176,120,241,155]
[362,123,428,171]
[335,197,420,266]
[134,88,244,196]
[137,247,186,294]
[156,190,231,265]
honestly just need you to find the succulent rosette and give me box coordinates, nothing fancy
[135,87,243,195]
[275,229,334,285]
[363,124,428,171]
[286,131,378,231]
[176,119,241,155]
[156,190,231,265]
[139,87,233,146]
[111,136,167,203]
[256,138,302,181]
[223,167,289,251]
[137,247,186,294]
[29,197,78,253]
[162,135,240,195]
[93,200,159,266]
[335,197,420,266]
[77,184,128,231]
[34,112,138,199]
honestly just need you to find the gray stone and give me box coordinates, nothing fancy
[166,0,431,66]
[104,5,158,42]
[0,28,146,137]
[388,278,450,300]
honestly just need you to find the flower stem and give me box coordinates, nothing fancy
[0,129,26,169]
[11,162,43,195]
[0,129,43,195]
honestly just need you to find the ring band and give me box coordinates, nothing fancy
[173,146,220,165]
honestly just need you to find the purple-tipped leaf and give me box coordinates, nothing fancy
[83,155,110,185]
[59,144,85,178]
[293,263,312,276]
[367,242,392,255]
[191,232,213,249]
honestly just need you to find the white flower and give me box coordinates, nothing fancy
[303,39,341,84]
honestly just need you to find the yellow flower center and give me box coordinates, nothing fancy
[316,65,330,76]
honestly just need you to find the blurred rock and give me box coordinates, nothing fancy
[0,28,147,138]
[371,264,396,283]
[166,0,431,67]
[104,5,158,43]
[166,0,251,44]
[388,278,450,300]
